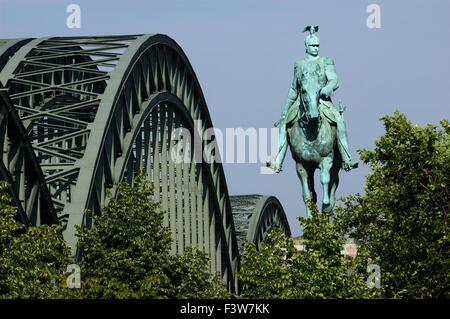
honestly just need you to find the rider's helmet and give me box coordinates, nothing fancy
[303,25,320,56]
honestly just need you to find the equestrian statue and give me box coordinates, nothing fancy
[267,25,358,217]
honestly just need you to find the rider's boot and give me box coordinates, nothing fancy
[266,119,288,173]
[267,140,287,173]
[336,118,359,171]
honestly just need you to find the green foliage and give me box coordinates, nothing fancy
[337,112,449,298]
[0,182,71,298]
[167,247,232,299]
[239,112,449,299]
[73,176,229,299]
[238,202,379,298]
[292,206,379,298]
[2,112,446,299]
[74,176,172,298]
[0,177,229,299]
[238,229,295,298]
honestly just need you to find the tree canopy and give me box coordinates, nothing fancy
[74,176,230,298]
[0,177,229,299]
[337,112,449,298]
[0,181,70,298]
[239,112,449,299]
[238,202,380,298]
[0,112,448,299]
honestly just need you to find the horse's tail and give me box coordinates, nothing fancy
[332,138,343,170]
[328,137,342,210]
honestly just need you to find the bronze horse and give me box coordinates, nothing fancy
[286,71,342,217]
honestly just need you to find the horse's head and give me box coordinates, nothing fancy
[300,73,321,120]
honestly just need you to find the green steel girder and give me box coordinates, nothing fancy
[0,82,57,225]
[231,195,291,255]
[115,92,240,289]
[0,34,292,294]
[0,34,241,292]
[0,39,33,72]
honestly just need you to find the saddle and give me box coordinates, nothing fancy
[285,98,338,127]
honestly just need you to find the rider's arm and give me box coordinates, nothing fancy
[322,57,339,97]
[281,63,299,119]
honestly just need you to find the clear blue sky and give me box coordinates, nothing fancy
[1,0,449,236]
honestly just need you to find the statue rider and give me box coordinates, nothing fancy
[267,25,359,173]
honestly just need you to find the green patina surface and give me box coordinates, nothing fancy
[267,26,359,216]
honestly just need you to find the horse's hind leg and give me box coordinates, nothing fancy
[296,162,314,218]
[319,156,333,212]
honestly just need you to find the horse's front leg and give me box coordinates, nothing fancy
[319,156,333,211]
[296,162,314,218]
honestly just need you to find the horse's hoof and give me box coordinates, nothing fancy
[322,204,332,213]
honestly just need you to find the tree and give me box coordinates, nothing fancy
[166,247,231,299]
[0,181,70,298]
[337,112,449,298]
[73,176,230,298]
[239,112,449,299]
[0,177,229,299]
[238,202,379,298]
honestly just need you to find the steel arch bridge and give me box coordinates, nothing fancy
[231,195,291,255]
[0,34,291,293]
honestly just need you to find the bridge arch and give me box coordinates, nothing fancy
[231,195,291,254]
[0,82,57,226]
[0,34,291,293]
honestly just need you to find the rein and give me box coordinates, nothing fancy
[299,90,322,129]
